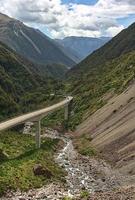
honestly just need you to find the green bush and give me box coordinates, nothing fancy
[80,190,89,199]
[0,131,65,196]
[79,147,96,156]
[63,197,73,200]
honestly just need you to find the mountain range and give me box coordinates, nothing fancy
[0,13,111,70]
[69,22,135,76]
[0,10,135,196]
[56,36,111,62]
[0,13,75,70]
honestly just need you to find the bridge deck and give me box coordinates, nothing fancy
[0,96,73,131]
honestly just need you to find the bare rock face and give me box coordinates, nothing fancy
[33,164,52,178]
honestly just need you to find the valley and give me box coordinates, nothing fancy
[55,36,111,62]
[0,13,75,69]
[0,7,135,200]
[1,130,135,200]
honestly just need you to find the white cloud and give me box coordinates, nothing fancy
[0,0,135,38]
[106,25,124,37]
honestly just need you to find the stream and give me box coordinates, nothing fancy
[2,129,123,200]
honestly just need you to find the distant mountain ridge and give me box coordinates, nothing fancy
[70,23,135,75]
[0,13,110,71]
[56,36,111,62]
[0,13,75,69]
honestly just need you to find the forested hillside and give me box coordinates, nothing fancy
[0,42,64,121]
[67,23,135,128]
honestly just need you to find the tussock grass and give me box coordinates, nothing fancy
[74,134,97,157]
[0,131,65,196]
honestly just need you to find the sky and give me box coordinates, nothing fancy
[0,0,135,39]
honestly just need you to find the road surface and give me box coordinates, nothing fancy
[0,96,73,131]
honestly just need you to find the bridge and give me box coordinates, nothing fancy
[0,96,73,148]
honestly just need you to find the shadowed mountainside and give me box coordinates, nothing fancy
[0,13,75,72]
[0,41,64,121]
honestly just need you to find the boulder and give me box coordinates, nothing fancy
[33,164,53,178]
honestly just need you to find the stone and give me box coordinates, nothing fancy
[33,164,52,178]
[2,132,131,200]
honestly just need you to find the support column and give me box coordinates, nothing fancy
[64,104,69,121]
[35,120,41,149]
[64,104,69,131]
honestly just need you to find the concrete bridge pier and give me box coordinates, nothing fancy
[64,100,72,130]
[65,104,69,121]
[0,96,73,149]
[35,103,71,149]
[35,120,41,149]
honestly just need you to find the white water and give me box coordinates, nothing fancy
[55,138,94,196]
[2,130,121,200]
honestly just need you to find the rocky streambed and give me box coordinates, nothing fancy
[55,136,122,198]
[1,130,132,200]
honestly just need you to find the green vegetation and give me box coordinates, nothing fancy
[74,134,97,157]
[63,197,73,200]
[79,147,96,157]
[67,51,135,129]
[0,41,65,121]
[62,190,89,200]
[0,131,65,196]
[80,190,89,199]
[44,63,68,80]
[42,109,64,128]
[70,22,135,75]
[36,23,135,131]
[65,23,135,129]
[1,22,135,198]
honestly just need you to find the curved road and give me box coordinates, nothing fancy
[0,96,73,131]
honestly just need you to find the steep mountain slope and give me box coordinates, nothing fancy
[0,41,63,121]
[42,63,68,79]
[66,23,135,178]
[67,23,135,127]
[54,40,81,64]
[69,23,135,75]
[0,13,75,69]
[68,50,135,129]
[77,80,135,177]
[56,36,110,62]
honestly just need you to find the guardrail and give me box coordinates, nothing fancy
[0,96,73,148]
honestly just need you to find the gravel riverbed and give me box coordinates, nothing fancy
[1,130,134,200]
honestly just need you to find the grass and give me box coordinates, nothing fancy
[74,134,97,157]
[62,190,89,200]
[63,197,73,200]
[79,147,96,157]
[80,190,89,199]
[67,51,135,130]
[0,131,65,196]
